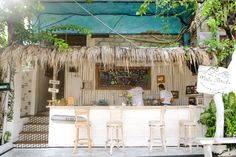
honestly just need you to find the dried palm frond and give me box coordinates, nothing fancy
[0,45,212,71]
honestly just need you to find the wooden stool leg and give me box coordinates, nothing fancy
[87,126,92,152]
[161,127,167,152]
[188,125,192,153]
[121,126,125,150]
[105,126,109,149]
[194,125,198,148]
[184,125,187,147]
[110,127,114,155]
[73,127,79,153]
[149,126,153,151]
[178,124,181,148]
[116,126,119,148]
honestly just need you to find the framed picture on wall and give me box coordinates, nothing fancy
[171,91,179,99]
[186,85,195,94]
[196,97,203,105]
[157,75,165,83]
[188,97,196,105]
[69,66,78,73]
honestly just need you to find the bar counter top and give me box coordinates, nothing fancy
[47,105,205,109]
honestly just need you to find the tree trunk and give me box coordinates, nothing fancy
[7,16,16,46]
[224,26,234,40]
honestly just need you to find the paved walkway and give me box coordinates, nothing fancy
[1,147,204,157]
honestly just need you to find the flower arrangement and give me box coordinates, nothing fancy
[120,91,132,106]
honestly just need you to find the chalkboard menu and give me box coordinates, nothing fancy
[96,65,151,90]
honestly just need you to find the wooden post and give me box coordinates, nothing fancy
[52,65,58,100]
[214,93,224,138]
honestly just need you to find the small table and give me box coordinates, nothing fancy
[198,137,236,157]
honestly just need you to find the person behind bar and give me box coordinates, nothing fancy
[128,87,144,106]
[158,84,173,105]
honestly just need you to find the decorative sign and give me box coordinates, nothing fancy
[51,115,75,122]
[96,64,151,90]
[48,88,59,93]
[197,66,231,94]
[49,80,60,85]
[0,83,10,91]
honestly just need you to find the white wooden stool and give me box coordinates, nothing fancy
[73,108,92,153]
[105,106,124,155]
[178,105,198,152]
[148,106,167,152]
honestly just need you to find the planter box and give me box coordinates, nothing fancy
[219,150,236,157]
[212,145,227,154]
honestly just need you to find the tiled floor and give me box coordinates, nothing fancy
[2,147,204,157]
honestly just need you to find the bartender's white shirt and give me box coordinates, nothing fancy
[160,90,173,104]
[128,87,144,106]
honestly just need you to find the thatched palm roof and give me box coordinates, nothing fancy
[0,45,211,70]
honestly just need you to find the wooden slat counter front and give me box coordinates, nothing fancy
[48,106,205,147]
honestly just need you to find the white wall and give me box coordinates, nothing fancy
[2,68,30,144]
[65,62,197,106]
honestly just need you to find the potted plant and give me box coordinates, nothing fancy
[198,92,236,156]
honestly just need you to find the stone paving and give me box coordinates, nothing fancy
[1,147,204,157]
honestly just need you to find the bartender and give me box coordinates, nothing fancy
[128,87,144,106]
[158,84,173,105]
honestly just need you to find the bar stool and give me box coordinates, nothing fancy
[105,106,124,155]
[178,105,198,152]
[148,106,167,152]
[73,108,92,153]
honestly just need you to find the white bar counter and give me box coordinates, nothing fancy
[48,106,205,147]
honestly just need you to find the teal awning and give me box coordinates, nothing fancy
[35,1,194,34]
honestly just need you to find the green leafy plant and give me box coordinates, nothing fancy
[198,99,216,137]
[3,131,11,144]
[204,39,235,65]
[33,25,91,52]
[199,92,236,149]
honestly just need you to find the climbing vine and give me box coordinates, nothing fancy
[138,0,236,65]
[5,64,16,122]
[0,0,91,51]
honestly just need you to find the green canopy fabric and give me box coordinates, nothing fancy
[35,1,194,35]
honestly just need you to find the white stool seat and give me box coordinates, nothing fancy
[107,121,122,127]
[149,120,164,127]
[180,120,196,126]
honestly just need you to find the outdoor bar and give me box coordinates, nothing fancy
[20,46,210,148]
[0,45,211,150]
[48,105,204,147]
